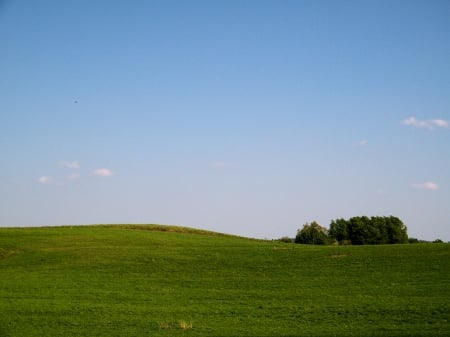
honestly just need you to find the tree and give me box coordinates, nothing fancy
[348,216,369,245]
[371,216,387,244]
[385,216,408,244]
[295,221,329,245]
[329,218,349,243]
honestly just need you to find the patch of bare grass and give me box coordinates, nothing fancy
[179,320,193,330]
[326,253,349,259]
[0,248,16,260]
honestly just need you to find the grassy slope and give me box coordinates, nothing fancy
[0,225,449,337]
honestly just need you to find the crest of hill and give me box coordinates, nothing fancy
[28,224,251,239]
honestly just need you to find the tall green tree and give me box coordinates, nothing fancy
[329,218,348,243]
[386,216,408,244]
[371,216,388,244]
[348,217,369,245]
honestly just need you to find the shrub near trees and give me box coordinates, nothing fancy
[294,216,408,245]
[295,222,330,245]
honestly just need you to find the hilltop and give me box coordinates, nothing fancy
[1,225,449,336]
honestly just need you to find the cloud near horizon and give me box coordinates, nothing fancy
[402,117,449,130]
[93,168,113,177]
[412,181,439,191]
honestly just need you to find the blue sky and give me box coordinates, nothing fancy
[1,0,449,240]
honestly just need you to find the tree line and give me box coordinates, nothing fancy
[294,216,409,245]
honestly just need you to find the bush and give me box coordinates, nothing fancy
[278,236,294,243]
[295,222,330,245]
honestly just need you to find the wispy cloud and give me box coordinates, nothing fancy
[93,168,113,177]
[60,161,80,169]
[39,176,51,184]
[359,140,368,146]
[412,181,439,191]
[68,173,81,180]
[402,117,449,130]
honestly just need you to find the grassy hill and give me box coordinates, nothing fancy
[0,225,449,336]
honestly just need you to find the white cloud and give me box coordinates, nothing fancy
[93,168,113,177]
[60,161,80,169]
[402,117,449,130]
[359,140,368,146]
[412,181,439,191]
[431,119,449,128]
[39,176,51,184]
[402,117,427,128]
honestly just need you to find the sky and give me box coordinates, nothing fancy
[1,0,449,240]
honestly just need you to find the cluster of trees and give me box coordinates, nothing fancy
[329,216,408,245]
[294,216,409,245]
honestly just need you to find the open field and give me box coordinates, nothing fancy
[0,225,449,336]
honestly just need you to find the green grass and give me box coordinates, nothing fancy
[0,225,449,336]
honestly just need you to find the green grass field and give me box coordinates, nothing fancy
[0,225,449,336]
